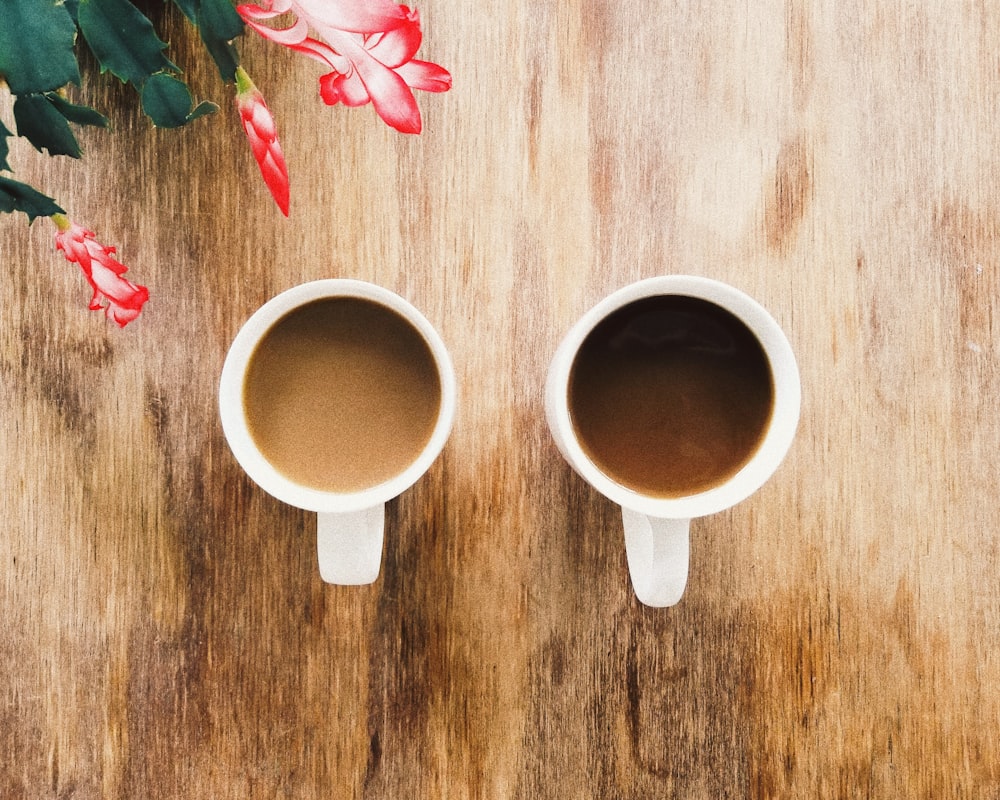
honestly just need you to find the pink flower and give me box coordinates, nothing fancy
[236,67,290,216]
[52,215,149,327]
[238,0,451,134]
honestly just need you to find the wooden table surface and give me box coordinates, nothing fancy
[3,1,999,797]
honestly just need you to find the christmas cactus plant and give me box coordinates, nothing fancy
[0,0,450,326]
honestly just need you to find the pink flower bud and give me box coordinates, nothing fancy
[236,67,291,216]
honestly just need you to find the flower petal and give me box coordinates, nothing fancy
[234,3,288,21]
[362,66,421,133]
[291,0,409,34]
[396,59,452,93]
[366,17,422,68]
[239,12,310,46]
[289,37,349,71]
[245,0,294,13]
[319,71,370,107]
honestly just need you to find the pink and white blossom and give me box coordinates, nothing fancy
[237,0,451,134]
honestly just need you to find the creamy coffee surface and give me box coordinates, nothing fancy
[243,297,441,492]
[568,295,774,498]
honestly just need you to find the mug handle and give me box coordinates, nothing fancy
[316,506,385,585]
[621,508,690,607]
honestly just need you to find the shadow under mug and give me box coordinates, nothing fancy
[219,279,456,585]
[545,275,801,607]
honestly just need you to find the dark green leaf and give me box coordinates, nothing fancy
[64,0,80,21]
[0,120,12,171]
[141,73,217,128]
[171,0,200,23]
[140,73,192,128]
[0,0,81,94]
[198,31,240,83]
[199,0,244,81]
[13,94,82,157]
[47,93,110,129]
[187,101,219,122]
[77,0,177,86]
[0,176,65,221]
[200,0,244,42]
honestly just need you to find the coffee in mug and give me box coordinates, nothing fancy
[567,294,774,498]
[220,280,456,586]
[242,296,442,493]
[546,276,799,607]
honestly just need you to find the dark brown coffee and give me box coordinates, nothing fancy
[243,297,441,492]
[568,295,774,498]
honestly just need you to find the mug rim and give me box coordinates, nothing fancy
[545,275,801,519]
[219,279,456,513]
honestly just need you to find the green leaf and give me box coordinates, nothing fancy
[141,73,218,128]
[170,0,200,23]
[77,0,177,86]
[0,0,81,94]
[0,120,12,171]
[187,100,219,123]
[47,93,110,129]
[198,0,244,81]
[0,176,65,221]
[201,0,245,43]
[13,94,82,157]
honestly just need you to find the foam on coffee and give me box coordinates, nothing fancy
[242,297,442,493]
[568,295,774,498]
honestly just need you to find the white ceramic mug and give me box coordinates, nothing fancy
[545,276,800,607]
[219,279,456,585]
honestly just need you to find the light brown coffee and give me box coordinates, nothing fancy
[243,297,441,492]
[568,295,774,498]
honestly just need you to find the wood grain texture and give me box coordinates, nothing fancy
[3,1,1000,797]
